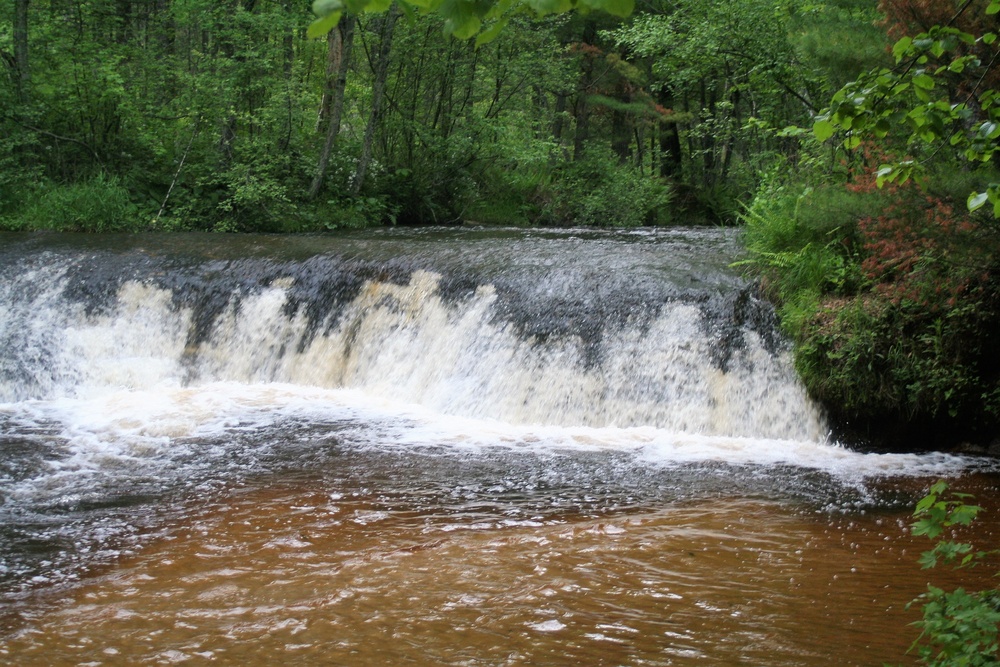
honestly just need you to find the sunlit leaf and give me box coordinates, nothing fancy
[813,118,835,142]
[475,16,509,45]
[598,0,634,18]
[313,0,343,16]
[527,0,572,15]
[307,9,342,38]
[892,36,913,61]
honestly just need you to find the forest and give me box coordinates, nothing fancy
[1,0,888,233]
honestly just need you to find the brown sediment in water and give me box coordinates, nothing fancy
[3,476,998,667]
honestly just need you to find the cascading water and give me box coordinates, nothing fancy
[0,227,996,666]
[1,228,820,436]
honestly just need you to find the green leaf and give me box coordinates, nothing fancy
[875,165,894,187]
[813,118,835,142]
[307,9,342,38]
[969,192,989,212]
[444,11,481,38]
[912,73,935,90]
[313,0,344,16]
[913,517,945,539]
[950,504,982,526]
[474,15,509,45]
[984,121,1000,140]
[527,0,572,14]
[599,0,634,18]
[989,0,1000,15]
[892,36,913,61]
[918,549,939,569]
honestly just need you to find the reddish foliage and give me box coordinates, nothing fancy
[847,155,986,311]
[568,42,604,58]
[879,0,995,40]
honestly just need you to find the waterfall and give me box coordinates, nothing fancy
[0,229,825,441]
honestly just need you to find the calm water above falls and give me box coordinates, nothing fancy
[0,227,997,666]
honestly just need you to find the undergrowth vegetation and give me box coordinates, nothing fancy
[743,150,1000,449]
[905,482,1000,666]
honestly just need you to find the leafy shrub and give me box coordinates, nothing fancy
[323,195,398,230]
[742,159,1000,448]
[533,148,673,227]
[742,174,873,310]
[907,482,1000,667]
[6,174,142,232]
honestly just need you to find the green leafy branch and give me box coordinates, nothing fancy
[811,1,1000,216]
[308,0,633,43]
[907,481,1000,666]
[912,480,985,567]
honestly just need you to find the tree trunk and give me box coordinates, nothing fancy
[350,7,399,197]
[315,19,342,130]
[308,16,355,200]
[552,92,567,145]
[658,88,682,178]
[572,21,598,162]
[611,108,630,163]
[217,0,257,166]
[14,0,30,100]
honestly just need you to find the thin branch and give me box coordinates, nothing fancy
[153,117,202,227]
[6,115,104,166]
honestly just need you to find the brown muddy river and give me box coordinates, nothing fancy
[3,461,998,666]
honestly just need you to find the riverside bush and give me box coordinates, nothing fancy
[906,482,1000,666]
[743,160,1000,449]
[2,174,142,232]
[533,148,673,227]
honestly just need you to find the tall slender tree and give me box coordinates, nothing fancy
[351,6,399,196]
[309,15,355,199]
[13,0,30,100]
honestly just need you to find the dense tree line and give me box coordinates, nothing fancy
[1,0,882,231]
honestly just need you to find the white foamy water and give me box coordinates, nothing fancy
[4,267,825,438]
[2,381,971,502]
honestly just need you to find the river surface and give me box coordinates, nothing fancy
[0,227,997,666]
